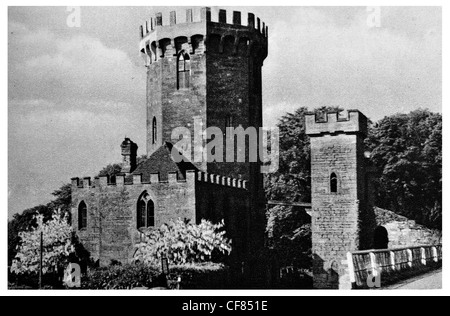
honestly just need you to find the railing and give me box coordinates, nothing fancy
[347,244,442,288]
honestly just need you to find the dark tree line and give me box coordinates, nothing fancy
[366,110,442,229]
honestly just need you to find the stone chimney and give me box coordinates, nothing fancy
[121,138,138,173]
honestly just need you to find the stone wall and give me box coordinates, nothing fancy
[375,207,442,248]
[71,171,250,266]
[71,172,196,265]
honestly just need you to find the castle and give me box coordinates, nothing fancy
[70,7,440,289]
[70,7,268,284]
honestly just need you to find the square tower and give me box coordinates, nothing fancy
[306,110,368,289]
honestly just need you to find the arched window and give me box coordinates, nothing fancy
[147,200,155,227]
[137,199,146,229]
[137,192,155,229]
[177,51,190,89]
[78,201,87,230]
[330,172,338,193]
[152,117,157,144]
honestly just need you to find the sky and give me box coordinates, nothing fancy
[8,6,442,218]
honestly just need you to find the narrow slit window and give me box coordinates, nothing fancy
[78,201,87,230]
[152,117,157,144]
[330,172,338,193]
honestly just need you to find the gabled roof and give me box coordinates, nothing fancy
[132,142,198,182]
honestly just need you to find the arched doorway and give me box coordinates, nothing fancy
[373,226,389,250]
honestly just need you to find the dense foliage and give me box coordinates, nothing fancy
[266,205,312,269]
[81,263,160,289]
[134,219,232,266]
[97,154,148,177]
[366,109,442,229]
[81,262,228,289]
[10,210,75,275]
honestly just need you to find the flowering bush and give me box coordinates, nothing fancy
[10,210,75,275]
[133,219,232,266]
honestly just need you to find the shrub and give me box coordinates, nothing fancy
[81,263,160,289]
[133,218,232,266]
[169,262,230,289]
[80,262,229,290]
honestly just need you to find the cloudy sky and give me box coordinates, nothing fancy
[8,6,441,218]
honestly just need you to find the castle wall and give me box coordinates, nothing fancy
[71,171,250,266]
[195,172,250,263]
[71,172,196,265]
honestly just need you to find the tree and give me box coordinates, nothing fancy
[366,109,442,229]
[8,204,53,266]
[97,155,148,177]
[97,163,122,177]
[10,210,75,275]
[8,184,72,266]
[266,205,311,269]
[134,218,232,266]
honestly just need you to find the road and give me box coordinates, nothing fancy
[386,269,442,290]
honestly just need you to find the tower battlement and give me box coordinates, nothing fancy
[305,110,368,137]
[139,7,268,65]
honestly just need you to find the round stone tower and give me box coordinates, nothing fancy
[139,7,268,284]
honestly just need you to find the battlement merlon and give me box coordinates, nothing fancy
[305,110,368,137]
[70,170,248,190]
[139,7,268,59]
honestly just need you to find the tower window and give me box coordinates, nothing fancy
[177,52,190,89]
[152,117,157,144]
[137,192,155,229]
[78,201,87,230]
[330,172,338,193]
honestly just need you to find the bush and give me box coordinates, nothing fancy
[79,262,229,290]
[134,218,232,266]
[81,263,160,289]
[169,262,230,289]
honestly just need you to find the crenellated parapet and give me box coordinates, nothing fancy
[305,110,368,137]
[139,7,268,66]
[71,170,248,190]
[196,171,248,189]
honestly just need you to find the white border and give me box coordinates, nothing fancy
[2,0,448,296]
